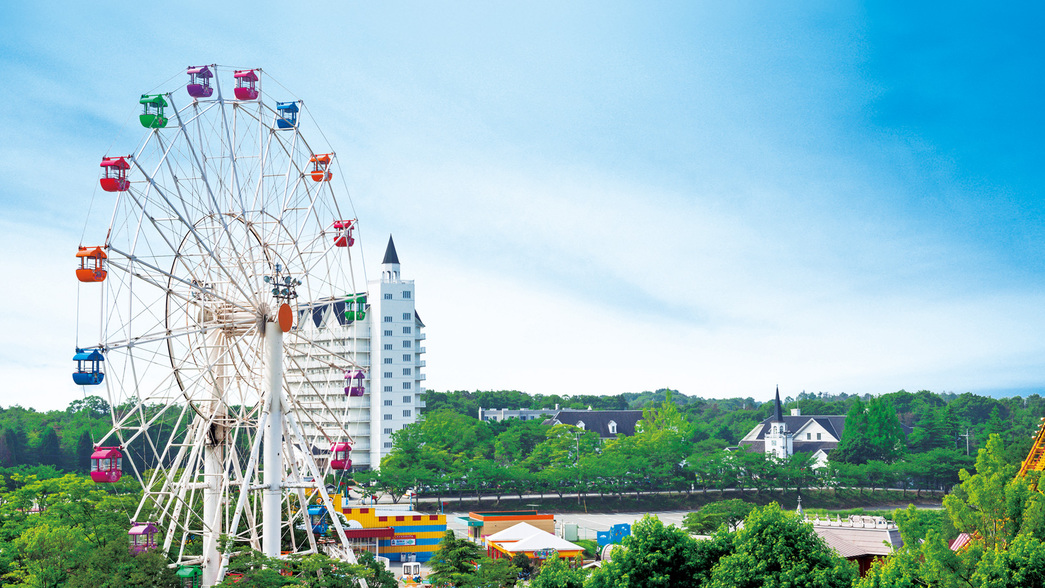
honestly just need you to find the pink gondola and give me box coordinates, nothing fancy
[90,446,122,483]
[330,442,352,470]
[234,69,259,100]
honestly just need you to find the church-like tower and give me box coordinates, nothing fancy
[367,236,426,469]
[764,386,793,459]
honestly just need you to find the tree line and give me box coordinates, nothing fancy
[359,391,994,505]
[424,434,1045,587]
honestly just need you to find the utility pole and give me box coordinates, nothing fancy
[959,428,972,455]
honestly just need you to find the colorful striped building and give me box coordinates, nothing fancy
[340,506,447,562]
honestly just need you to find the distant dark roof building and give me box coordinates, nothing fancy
[544,409,644,439]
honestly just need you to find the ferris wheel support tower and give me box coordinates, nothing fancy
[263,319,284,558]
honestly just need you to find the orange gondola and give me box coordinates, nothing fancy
[310,153,333,182]
[76,246,107,283]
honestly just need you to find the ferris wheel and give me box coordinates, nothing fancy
[73,65,366,585]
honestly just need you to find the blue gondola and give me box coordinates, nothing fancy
[73,348,105,386]
[307,504,329,534]
[276,101,299,129]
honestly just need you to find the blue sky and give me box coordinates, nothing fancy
[2,2,1043,410]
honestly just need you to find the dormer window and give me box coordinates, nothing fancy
[576,421,585,430]
[608,420,617,435]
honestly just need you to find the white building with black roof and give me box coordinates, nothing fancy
[737,387,847,468]
[287,235,426,470]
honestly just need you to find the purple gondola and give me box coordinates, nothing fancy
[186,65,214,98]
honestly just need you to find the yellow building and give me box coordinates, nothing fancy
[341,507,447,562]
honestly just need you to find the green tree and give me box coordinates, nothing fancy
[75,430,94,473]
[429,530,483,588]
[970,534,1045,588]
[586,515,715,588]
[35,427,63,470]
[357,550,397,588]
[683,499,754,534]
[944,433,1045,549]
[706,503,856,588]
[531,555,585,588]
[833,397,905,464]
[510,552,533,580]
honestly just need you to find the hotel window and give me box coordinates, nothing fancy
[384,428,393,435]
[403,396,411,403]
[384,330,392,336]
[807,433,811,440]
[383,372,392,378]
[403,410,411,417]
[817,433,822,440]
[403,291,411,299]
[384,442,393,448]
[403,354,411,361]
[403,382,411,390]
[383,316,392,323]
[384,294,392,300]
[402,368,411,376]
[383,414,392,421]
[403,341,411,348]
[383,386,392,392]
[402,313,411,320]
[384,400,392,406]
[384,358,392,364]
[403,326,411,334]
[383,344,392,350]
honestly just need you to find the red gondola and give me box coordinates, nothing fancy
[100,156,131,192]
[333,220,355,247]
[234,69,259,100]
[310,153,332,182]
[330,442,352,470]
[76,246,107,283]
[90,446,122,483]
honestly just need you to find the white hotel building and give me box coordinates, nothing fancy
[287,236,426,470]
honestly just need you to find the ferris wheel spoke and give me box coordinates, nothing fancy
[128,161,255,303]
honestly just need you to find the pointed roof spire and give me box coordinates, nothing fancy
[382,235,400,265]
[775,385,783,422]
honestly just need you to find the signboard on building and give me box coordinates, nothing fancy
[391,536,416,546]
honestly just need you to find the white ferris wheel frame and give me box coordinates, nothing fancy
[81,65,367,586]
